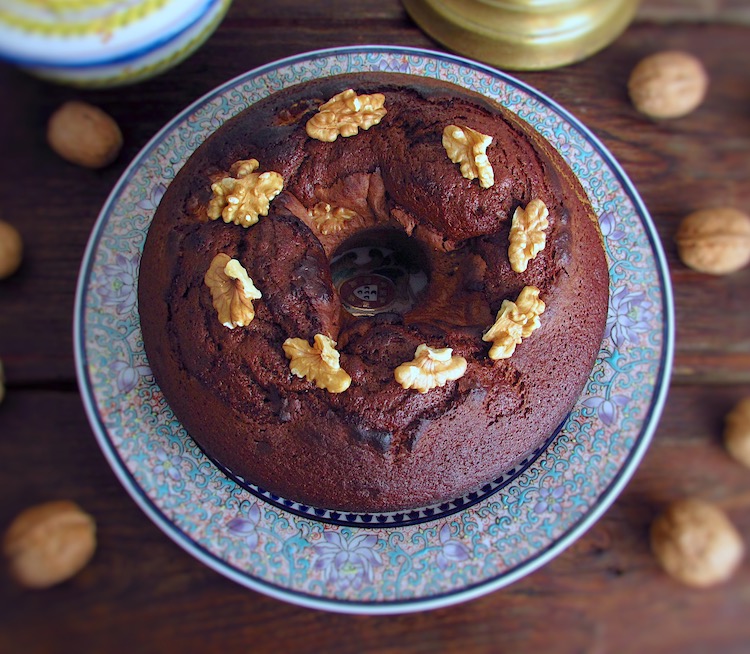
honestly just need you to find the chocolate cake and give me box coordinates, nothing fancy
[138,72,609,512]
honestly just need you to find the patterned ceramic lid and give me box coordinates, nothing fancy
[0,0,219,67]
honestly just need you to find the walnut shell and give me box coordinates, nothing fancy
[650,498,744,588]
[0,219,22,279]
[47,101,123,169]
[725,397,750,468]
[675,207,750,275]
[628,51,708,119]
[3,500,97,588]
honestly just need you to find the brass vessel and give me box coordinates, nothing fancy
[403,0,641,70]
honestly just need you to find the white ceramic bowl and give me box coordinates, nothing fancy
[0,0,232,87]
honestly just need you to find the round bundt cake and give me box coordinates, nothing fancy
[138,72,609,512]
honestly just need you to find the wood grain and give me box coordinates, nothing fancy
[1,385,750,653]
[2,21,749,384]
[1,0,749,651]
[637,0,750,24]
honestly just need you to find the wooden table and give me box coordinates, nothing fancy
[1,1,749,651]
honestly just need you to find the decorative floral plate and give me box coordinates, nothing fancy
[74,46,674,614]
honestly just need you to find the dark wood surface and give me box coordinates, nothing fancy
[1,1,749,652]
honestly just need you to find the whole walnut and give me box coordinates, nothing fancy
[3,500,97,588]
[725,398,750,469]
[628,50,708,119]
[47,101,123,169]
[675,208,750,275]
[0,219,23,279]
[650,498,744,587]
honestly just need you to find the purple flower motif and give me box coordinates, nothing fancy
[606,286,654,348]
[534,485,565,515]
[110,360,151,394]
[227,503,261,550]
[377,57,409,73]
[153,446,183,481]
[599,211,627,242]
[583,394,629,426]
[436,523,470,571]
[557,137,571,156]
[313,531,382,590]
[97,252,140,315]
[137,183,167,212]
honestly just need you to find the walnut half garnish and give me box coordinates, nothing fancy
[204,253,262,329]
[442,124,494,189]
[283,334,351,393]
[509,199,550,273]
[482,286,545,360]
[310,202,358,235]
[394,344,467,394]
[207,159,283,228]
[305,89,387,142]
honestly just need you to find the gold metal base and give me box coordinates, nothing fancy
[403,0,641,71]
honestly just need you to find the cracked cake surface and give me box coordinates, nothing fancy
[138,72,609,511]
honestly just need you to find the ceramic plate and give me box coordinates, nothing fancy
[74,46,674,614]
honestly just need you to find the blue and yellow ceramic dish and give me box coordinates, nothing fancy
[0,0,232,87]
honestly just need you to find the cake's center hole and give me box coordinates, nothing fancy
[330,229,430,317]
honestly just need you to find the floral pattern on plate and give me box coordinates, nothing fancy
[74,46,673,614]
